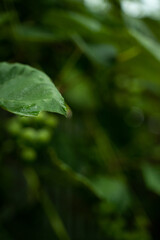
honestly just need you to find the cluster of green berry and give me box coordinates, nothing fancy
[6,112,58,162]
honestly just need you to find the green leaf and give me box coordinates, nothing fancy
[0,62,67,117]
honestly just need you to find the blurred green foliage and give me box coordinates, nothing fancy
[0,0,160,239]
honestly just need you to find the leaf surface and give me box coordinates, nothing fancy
[0,62,66,116]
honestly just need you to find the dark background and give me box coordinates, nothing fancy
[0,0,160,239]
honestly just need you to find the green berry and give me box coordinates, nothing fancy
[21,148,36,162]
[45,116,58,128]
[37,129,51,143]
[7,120,22,135]
[21,128,37,142]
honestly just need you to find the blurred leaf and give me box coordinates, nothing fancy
[63,68,98,110]
[125,16,160,62]
[129,29,160,62]
[13,24,65,43]
[0,62,66,116]
[43,9,105,36]
[72,35,117,66]
[49,149,99,194]
[0,12,15,26]
[91,176,131,210]
[41,190,71,240]
[142,163,160,195]
[124,16,155,39]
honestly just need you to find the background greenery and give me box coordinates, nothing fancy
[0,0,160,239]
